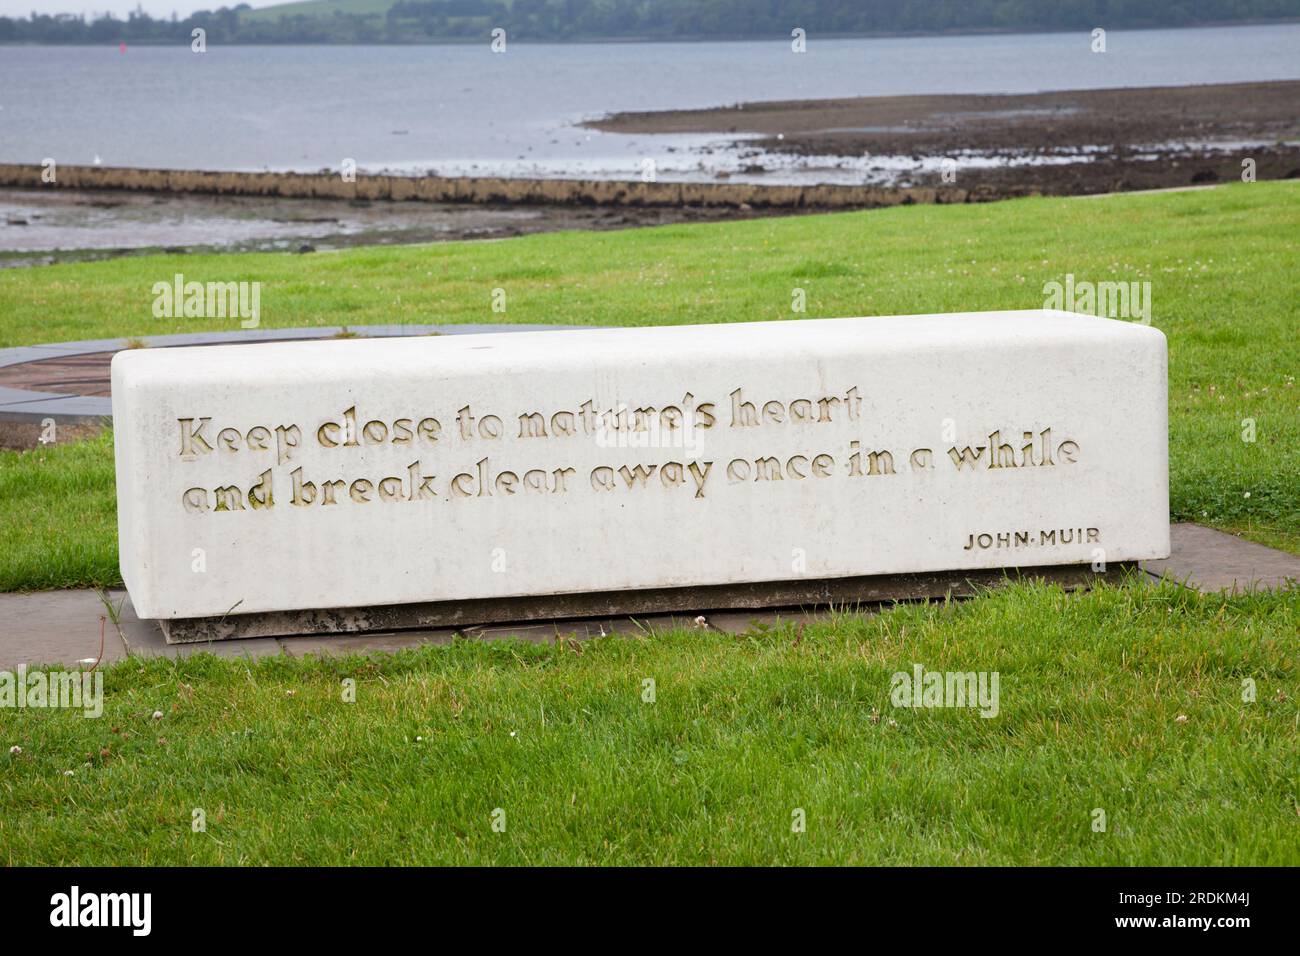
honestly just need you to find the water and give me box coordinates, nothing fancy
[0,24,1297,183]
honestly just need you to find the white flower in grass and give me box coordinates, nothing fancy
[8,746,20,756]
[152,711,164,721]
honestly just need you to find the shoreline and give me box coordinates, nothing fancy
[587,80,1300,194]
[0,167,1019,266]
[5,79,1298,264]
[0,164,1006,209]
[0,186,792,268]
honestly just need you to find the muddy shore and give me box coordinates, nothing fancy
[0,168,991,266]
[587,80,1300,193]
[0,187,781,268]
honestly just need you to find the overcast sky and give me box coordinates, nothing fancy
[0,0,270,16]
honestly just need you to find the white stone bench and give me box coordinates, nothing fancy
[112,310,1169,641]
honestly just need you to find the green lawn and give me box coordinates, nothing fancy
[0,185,1296,865]
[1,183,1297,592]
[1,579,1295,866]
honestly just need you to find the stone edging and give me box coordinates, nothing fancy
[0,324,574,423]
[0,163,1007,209]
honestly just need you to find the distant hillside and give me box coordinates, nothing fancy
[243,0,397,22]
[3,0,1298,44]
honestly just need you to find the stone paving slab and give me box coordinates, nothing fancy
[0,351,114,397]
[234,608,822,656]
[0,385,69,407]
[458,610,815,644]
[276,629,457,657]
[0,591,128,670]
[1,525,1293,670]
[0,394,113,419]
[110,590,283,661]
[25,338,133,353]
[1143,523,1300,593]
[0,346,62,368]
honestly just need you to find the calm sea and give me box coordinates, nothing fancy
[0,23,1297,183]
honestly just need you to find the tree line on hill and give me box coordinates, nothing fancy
[1,0,1296,44]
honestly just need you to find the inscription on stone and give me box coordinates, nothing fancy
[172,400,1083,514]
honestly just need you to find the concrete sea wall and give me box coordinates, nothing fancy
[0,164,1022,209]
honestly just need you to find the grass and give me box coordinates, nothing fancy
[0,185,1296,866]
[0,432,119,591]
[1,578,1294,865]
[1,182,1297,591]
